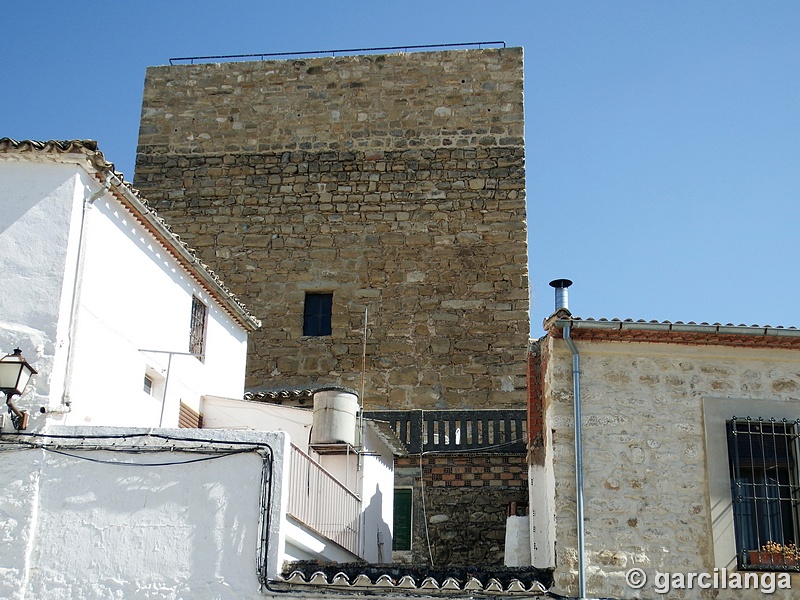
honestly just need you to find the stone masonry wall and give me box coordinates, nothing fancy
[544,337,800,599]
[134,48,529,410]
[395,454,527,566]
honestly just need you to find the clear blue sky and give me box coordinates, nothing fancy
[3,1,799,334]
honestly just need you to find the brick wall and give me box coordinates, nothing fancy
[395,454,527,565]
[133,48,529,410]
[397,454,527,488]
[527,339,545,452]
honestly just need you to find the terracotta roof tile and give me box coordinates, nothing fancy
[276,562,552,595]
[0,138,260,330]
[548,315,800,350]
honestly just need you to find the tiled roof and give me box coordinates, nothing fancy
[567,316,798,331]
[244,388,316,403]
[276,562,552,596]
[244,385,359,405]
[546,314,800,349]
[0,138,261,331]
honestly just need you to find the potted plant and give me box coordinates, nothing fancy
[749,541,800,568]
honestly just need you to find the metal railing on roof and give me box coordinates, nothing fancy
[169,41,506,65]
[364,409,527,455]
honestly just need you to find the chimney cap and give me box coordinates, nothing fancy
[549,278,573,289]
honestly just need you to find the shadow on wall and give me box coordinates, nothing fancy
[364,484,392,563]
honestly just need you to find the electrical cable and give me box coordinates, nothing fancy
[0,430,276,586]
[418,411,435,567]
[40,446,253,467]
[420,436,526,455]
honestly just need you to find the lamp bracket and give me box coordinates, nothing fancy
[6,398,28,431]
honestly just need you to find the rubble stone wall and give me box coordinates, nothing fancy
[134,48,529,410]
[395,454,528,566]
[544,337,800,599]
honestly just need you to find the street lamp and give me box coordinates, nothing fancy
[0,348,37,430]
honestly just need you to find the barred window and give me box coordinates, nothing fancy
[189,296,207,360]
[303,292,332,337]
[727,417,800,570]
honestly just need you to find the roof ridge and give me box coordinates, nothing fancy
[0,137,260,331]
[278,567,550,595]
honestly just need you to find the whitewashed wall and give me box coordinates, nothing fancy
[202,396,312,448]
[200,396,397,562]
[0,161,83,418]
[543,337,800,599]
[358,423,395,563]
[65,170,248,427]
[0,427,288,599]
[0,160,249,430]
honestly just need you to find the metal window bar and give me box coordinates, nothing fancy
[727,417,800,571]
[189,297,207,358]
[287,443,361,556]
[363,409,527,454]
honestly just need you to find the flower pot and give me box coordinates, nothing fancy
[749,551,798,567]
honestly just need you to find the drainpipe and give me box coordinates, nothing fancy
[563,325,586,600]
[60,173,111,416]
[549,279,586,599]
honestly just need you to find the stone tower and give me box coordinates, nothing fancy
[134,47,529,410]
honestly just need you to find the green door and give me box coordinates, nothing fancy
[393,488,412,551]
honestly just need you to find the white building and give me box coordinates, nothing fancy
[203,388,400,564]
[0,426,291,599]
[0,138,260,431]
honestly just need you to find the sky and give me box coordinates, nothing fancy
[2,1,799,334]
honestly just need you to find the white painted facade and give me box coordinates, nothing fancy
[0,144,259,432]
[358,421,396,563]
[201,394,398,563]
[0,426,288,599]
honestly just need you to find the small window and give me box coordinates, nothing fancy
[303,292,333,336]
[143,375,154,396]
[189,296,207,359]
[393,488,413,551]
[143,368,165,400]
[727,417,800,570]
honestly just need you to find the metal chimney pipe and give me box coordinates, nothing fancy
[549,279,573,311]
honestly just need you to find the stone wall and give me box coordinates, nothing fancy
[542,336,800,599]
[133,48,529,410]
[395,454,527,566]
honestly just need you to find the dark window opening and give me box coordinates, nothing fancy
[303,292,332,336]
[393,488,412,551]
[190,296,207,360]
[143,375,154,395]
[727,417,800,571]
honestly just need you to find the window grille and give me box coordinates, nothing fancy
[189,296,207,360]
[727,417,800,570]
[303,293,332,337]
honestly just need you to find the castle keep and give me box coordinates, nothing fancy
[134,47,529,411]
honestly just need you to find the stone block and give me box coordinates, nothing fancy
[134,48,529,413]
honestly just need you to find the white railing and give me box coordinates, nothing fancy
[287,443,361,556]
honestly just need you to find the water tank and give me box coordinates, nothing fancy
[311,387,359,446]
